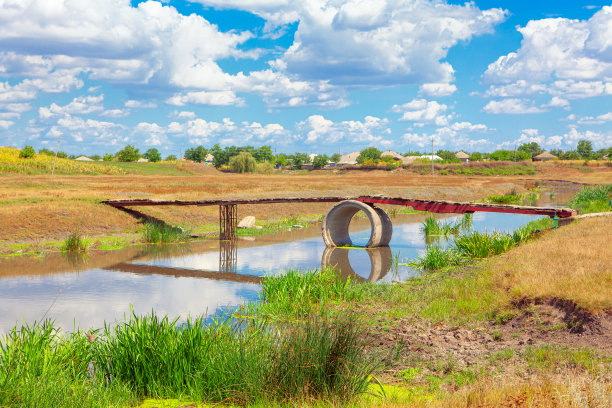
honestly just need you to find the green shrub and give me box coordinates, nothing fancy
[229,152,257,173]
[61,231,88,252]
[568,184,612,214]
[19,145,36,159]
[142,222,190,244]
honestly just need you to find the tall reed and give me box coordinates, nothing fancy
[61,231,88,252]
[142,222,190,244]
[568,184,612,214]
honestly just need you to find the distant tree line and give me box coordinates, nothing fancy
[17,139,612,171]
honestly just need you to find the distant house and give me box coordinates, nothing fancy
[308,153,317,162]
[300,163,314,170]
[205,153,214,165]
[75,156,93,161]
[533,151,557,162]
[337,151,360,165]
[137,157,149,163]
[420,154,443,161]
[455,151,470,163]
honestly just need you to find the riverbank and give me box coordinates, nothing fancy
[1,205,610,407]
[1,164,608,256]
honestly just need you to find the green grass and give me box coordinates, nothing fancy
[92,161,190,176]
[567,184,612,214]
[255,267,390,318]
[420,214,472,246]
[411,217,554,270]
[142,222,191,244]
[0,311,377,407]
[61,231,88,252]
[0,268,382,407]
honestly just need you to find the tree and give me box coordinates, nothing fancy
[229,152,256,173]
[561,150,581,160]
[89,154,101,161]
[19,145,36,159]
[165,154,177,161]
[436,150,458,162]
[143,148,161,162]
[469,152,482,161]
[312,154,329,169]
[577,140,593,158]
[253,145,274,163]
[275,153,289,167]
[102,153,114,162]
[116,145,140,162]
[291,152,310,168]
[518,142,543,159]
[330,153,341,163]
[356,147,381,164]
[184,146,208,163]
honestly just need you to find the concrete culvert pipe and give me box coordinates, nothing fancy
[321,246,393,282]
[321,200,393,247]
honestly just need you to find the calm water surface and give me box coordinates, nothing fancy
[0,208,554,334]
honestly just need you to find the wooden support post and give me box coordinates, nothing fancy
[219,204,237,240]
[219,239,237,274]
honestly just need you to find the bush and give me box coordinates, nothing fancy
[356,147,381,164]
[19,145,36,159]
[102,153,114,162]
[165,154,177,161]
[255,161,274,174]
[116,145,140,162]
[229,152,256,173]
[184,146,207,163]
[143,148,161,163]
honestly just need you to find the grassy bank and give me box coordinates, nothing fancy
[1,213,611,407]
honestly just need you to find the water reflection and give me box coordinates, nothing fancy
[321,247,392,282]
[0,209,555,334]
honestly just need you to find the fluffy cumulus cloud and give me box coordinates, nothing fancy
[392,98,450,125]
[403,119,492,150]
[482,98,544,114]
[194,0,506,87]
[482,6,612,102]
[296,114,391,146]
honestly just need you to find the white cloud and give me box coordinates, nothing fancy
[0,0,252,91]
[0,120,14,129]
[482,98,544,114]
[125,100,157,109]
[196,0,506,86]
[549,80,609,99]
[483,6,612,100]
[39,95,105,119]
[297,114,390,145]
[166,91,244,106]
[392,98,450,125]
[481,80,546,98]
[418,83,457,97]
[576,112,612,125]
[541,96,570,109]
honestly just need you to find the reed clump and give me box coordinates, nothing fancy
[0,310,376,407]
[61,231,88,252]
[412,218,553,270]
[421,214,472,243]
[142,222,190,244]
[567,184,611,214]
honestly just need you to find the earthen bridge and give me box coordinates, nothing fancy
[103,196,577,248]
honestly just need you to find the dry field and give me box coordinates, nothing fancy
[0,161,610,250]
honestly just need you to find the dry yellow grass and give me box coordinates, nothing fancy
[493,216,612,313]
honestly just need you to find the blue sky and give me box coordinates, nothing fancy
[0,0,611,157]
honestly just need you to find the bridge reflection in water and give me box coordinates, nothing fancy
[104,238,393,285]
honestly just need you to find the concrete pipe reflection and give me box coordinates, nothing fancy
[321,200,393,247]
[321,246,392,283]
